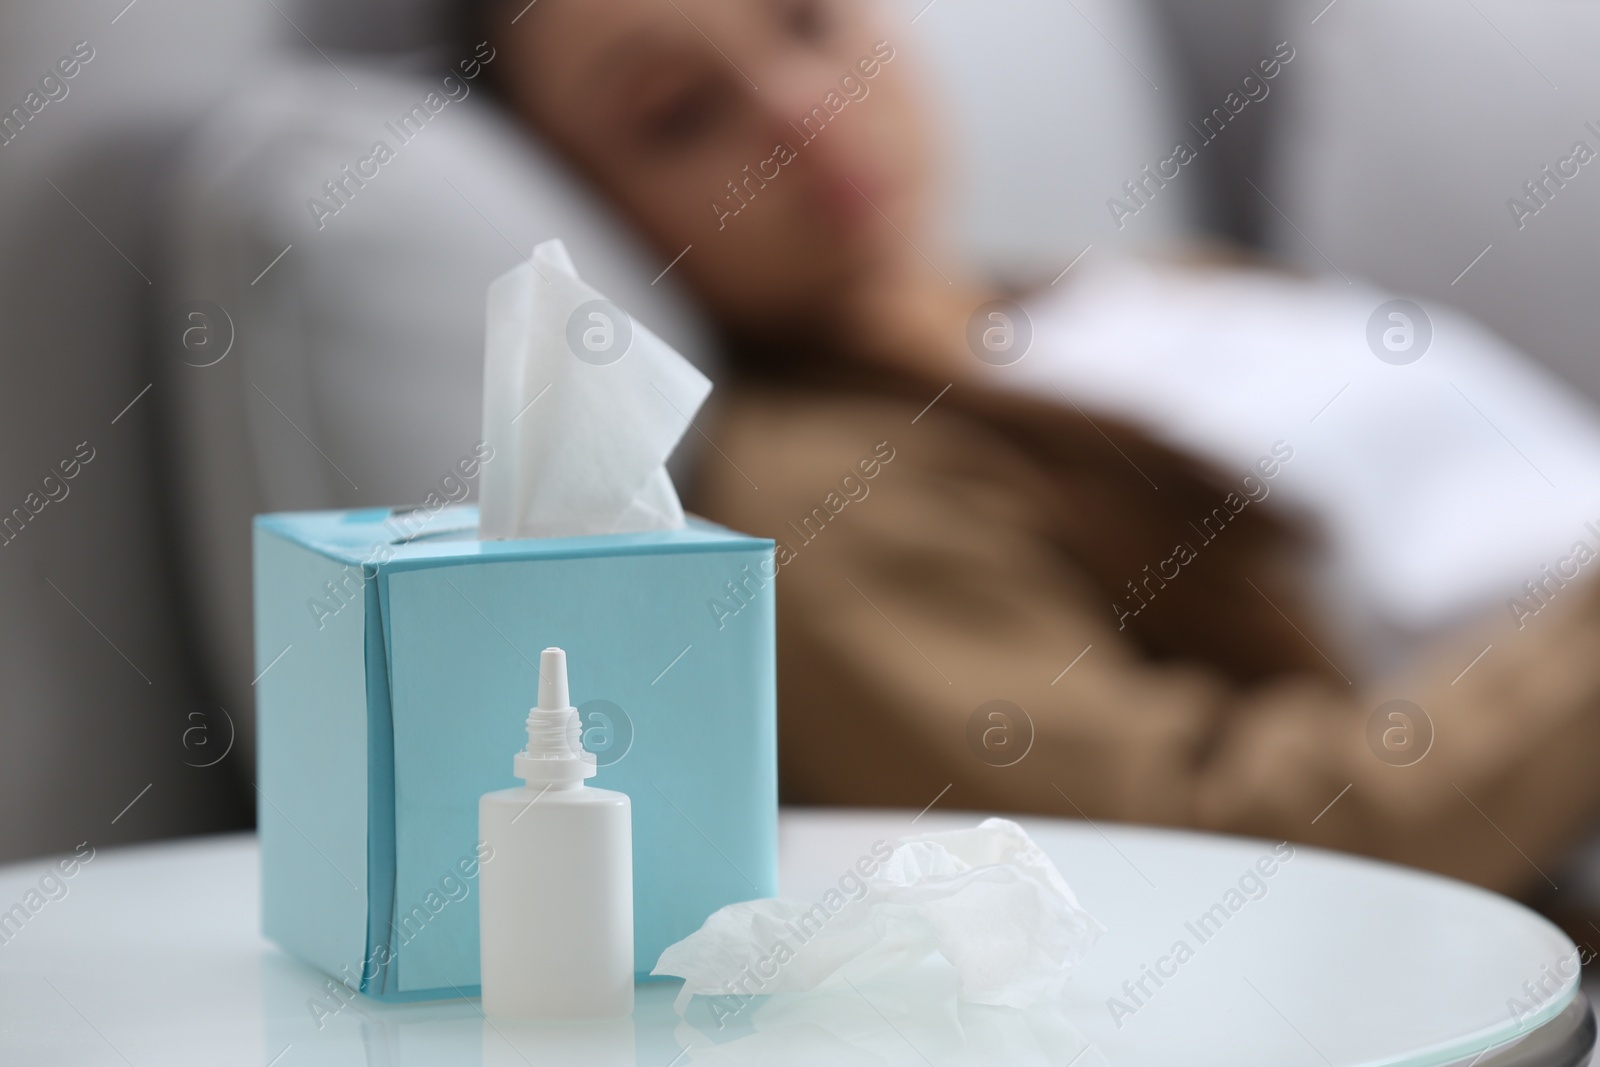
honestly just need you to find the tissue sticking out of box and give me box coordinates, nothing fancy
[478,239,712,540]
[653,818,1106,1012]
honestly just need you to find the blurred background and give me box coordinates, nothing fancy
[2,0,1599,864]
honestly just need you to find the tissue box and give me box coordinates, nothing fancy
[253,504,777,1001]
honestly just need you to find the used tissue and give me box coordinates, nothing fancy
[478,238,712,539]
[654,818,1105,1011]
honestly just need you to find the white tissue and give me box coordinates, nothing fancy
[653,818,1105,1010]
[670,959,1102,1066]
[478,239,712,540]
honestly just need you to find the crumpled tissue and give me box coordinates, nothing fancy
[478,238,711,540]
[653,818,1106,1011]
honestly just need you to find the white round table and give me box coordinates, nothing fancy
[0,810,1590,1066]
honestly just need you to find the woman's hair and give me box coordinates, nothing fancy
[747,352,1335,687]
[455,0,506,79]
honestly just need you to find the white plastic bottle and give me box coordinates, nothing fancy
[479,647,634,1020]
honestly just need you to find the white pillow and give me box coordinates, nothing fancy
[1264,0,1600,400]
[1007,257,1600,674]
[898,0,1198,277]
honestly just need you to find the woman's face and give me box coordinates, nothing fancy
[497,0,938,332]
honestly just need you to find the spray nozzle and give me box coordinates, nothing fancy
[514,647,596,784]
[537,647,570,711]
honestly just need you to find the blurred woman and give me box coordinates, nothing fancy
[474,0,1600,898]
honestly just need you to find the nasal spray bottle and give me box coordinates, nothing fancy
[479,647,634,1019]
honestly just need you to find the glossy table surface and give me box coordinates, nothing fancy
[0,809,1585,1066]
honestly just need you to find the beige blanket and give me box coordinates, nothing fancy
[692,383,1600,898]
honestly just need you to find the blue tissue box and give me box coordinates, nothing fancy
[253,504,777,1001]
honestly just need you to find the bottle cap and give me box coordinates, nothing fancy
[514,647,596,784]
